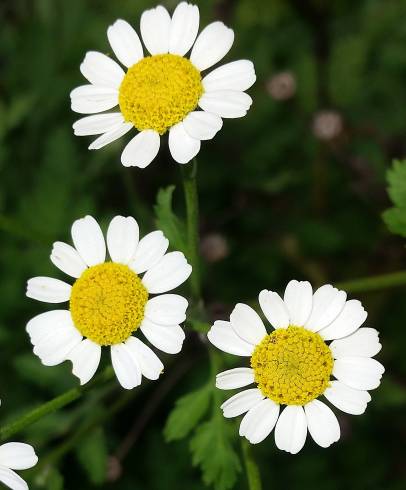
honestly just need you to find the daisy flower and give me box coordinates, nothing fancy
[0,429,38,490]
[26,215,192,389]
[208,280,384,453]
[70,2,255,167]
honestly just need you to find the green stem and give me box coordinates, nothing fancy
[180,158,201,301]
[0,367,114,442]
[241,439,262,490]
[335,270,406,293]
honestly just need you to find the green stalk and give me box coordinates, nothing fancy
[180,158,201,301]
[0,367,113,442]
[241,439,263,490]
[335,270,406,293]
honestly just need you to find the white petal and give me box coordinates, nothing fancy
[207,320,254,356]
[318,300,367,341]
[121,130,160,168]
[283,280,313,327]
[203,60,256,92]
[333,357,384,390]
[304,284,347,332]
[0,443,38,470]
[26,310,72,345]
[88,122,133,150]
[140,5,171,55]
[144,294,188,325]
[73,113,125,136]
[229,303,267,345]
[258,290,289,329]
[198,90,252,118]
[323,380,371,415]
[107,216,139,264]
[70,85,118,114]
[182,111,223,141]
[111,343,142,389]
[190,21,234,71]
[220,388,264,418]
[142,251,192,294]
[168,122,201,164]
[32,313,82,366]
[330,328,381,358]
[67,339,101,385]
[169,2,200,56]
[125,337,164,380]
[107,19,143,67]
[0,466,29,490]
[128,230,169,274]
[79,51,125,88]
[71,215,106,267]
[50,242,87,279]
[239,399,280,444]
[274,405,307,454]
[216,368,255,390]
[304,400,340,448]
[140,319,185,354]
[26,277,71,303]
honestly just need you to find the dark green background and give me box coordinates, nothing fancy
[0,0,405,489]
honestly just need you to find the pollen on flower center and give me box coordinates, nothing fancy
[70,262,148,346]
[250,326,333,406]
[118,54,203,135]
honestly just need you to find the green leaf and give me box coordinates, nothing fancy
[190,416,241,490]
[383,159,406,237]
[164,386,211,442]
[76,427,108,485]
[382,208,406,237]
[387,159,406,208]
[154,186,187,253]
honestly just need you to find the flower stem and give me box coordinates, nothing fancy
[0,367,114,442]
[335,270,406,293]
[241,439,263,490]
[180,158,201,301]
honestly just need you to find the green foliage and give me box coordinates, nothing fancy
[190,416,241,490]
[329,35,367,107]
[383,160,406,237]
[166,382,241,490]
[44,468,64,490]
[154,186,187,253]
[164,385,211,441]
[75,428,108,486]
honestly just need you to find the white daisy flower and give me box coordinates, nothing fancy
[70,2,256,167]
[26,215,192,390]
[208,280,384,453]
[0,439,38,490]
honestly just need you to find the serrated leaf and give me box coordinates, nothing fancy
[76,427,108,485]
[164,386,211,442]
[387,159,406,208]
[383,159,406,236]
[382,208,406,237]
[154,186,187,253]
[190,416,241,490]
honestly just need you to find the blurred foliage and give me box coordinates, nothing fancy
[0,0,405,489]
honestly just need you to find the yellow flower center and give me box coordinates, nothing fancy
[70,263,148,346]
[119,54,203,135]
[250,326,333,406]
